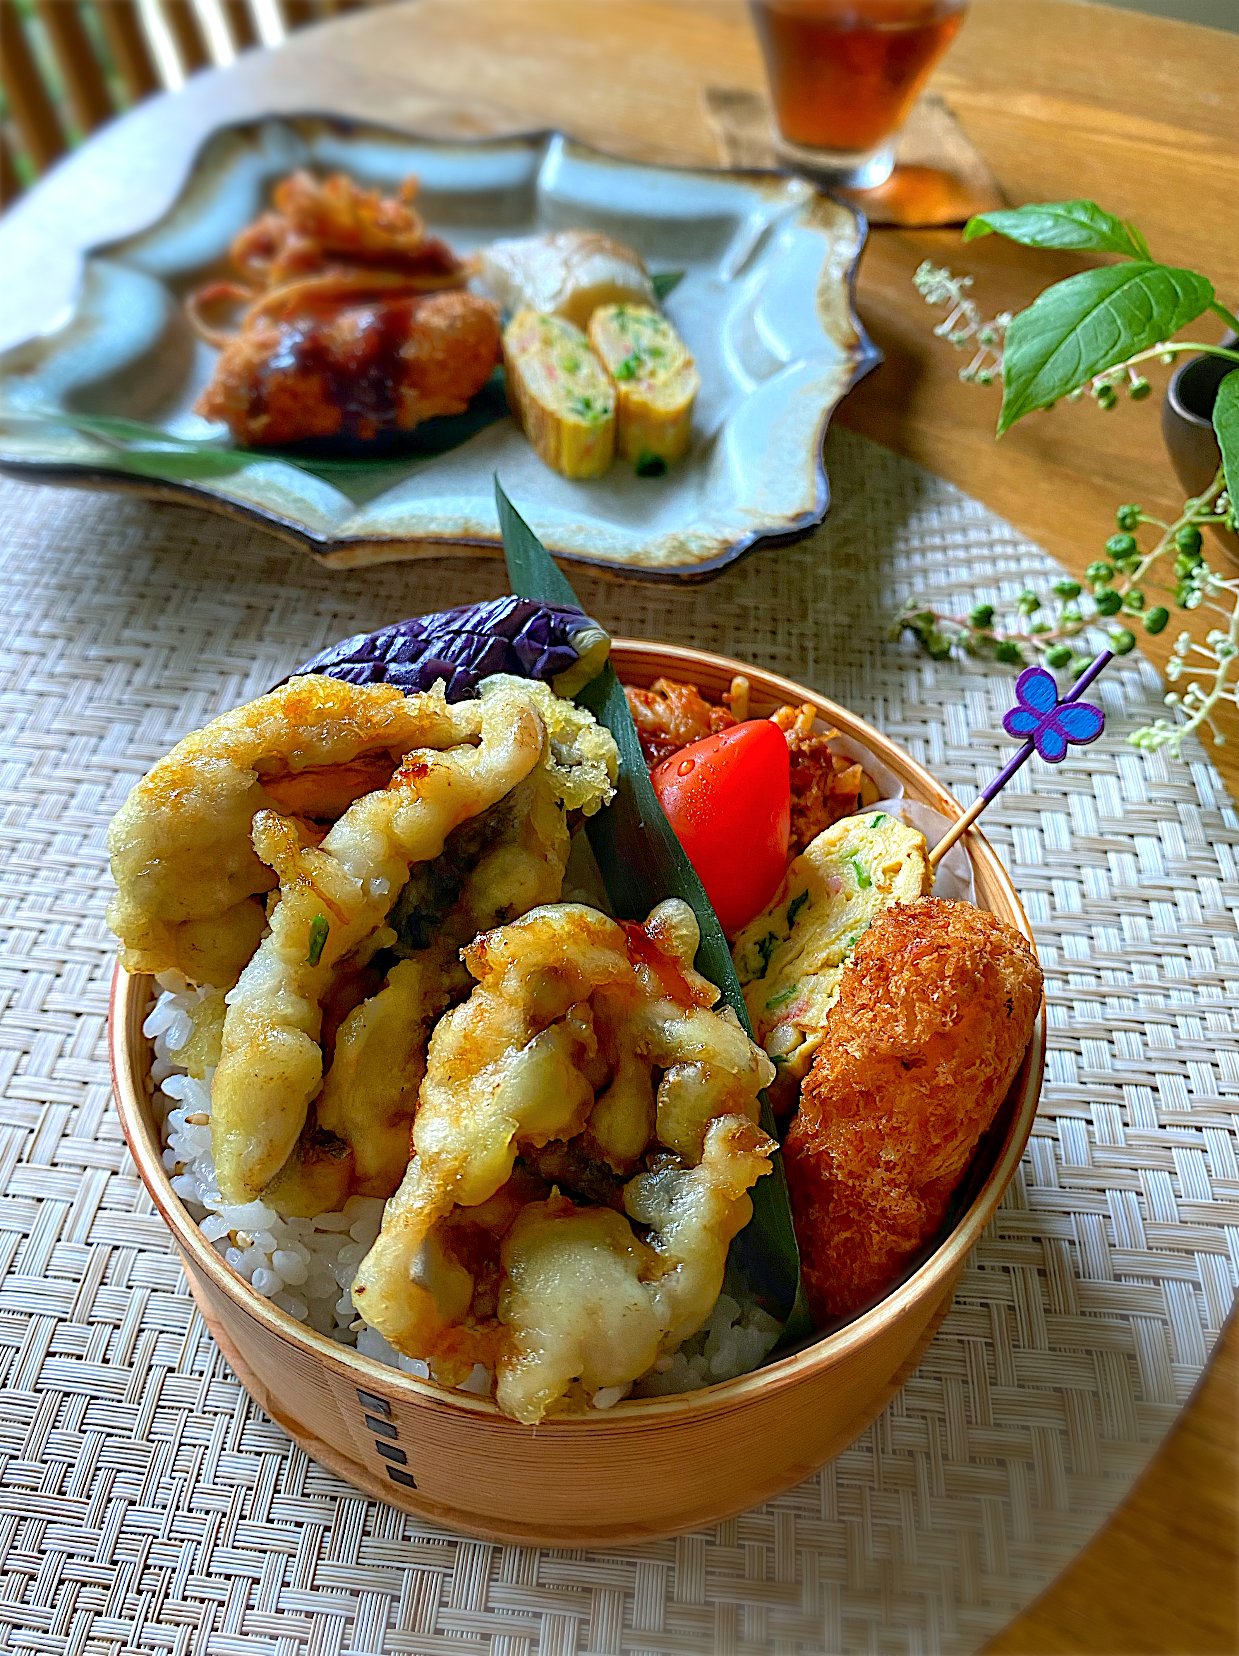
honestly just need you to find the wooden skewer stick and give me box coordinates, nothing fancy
[928,649,1113,869]
[929,790,991,870]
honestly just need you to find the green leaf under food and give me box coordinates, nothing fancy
[997,262,1214,435]
[496,475,810,1342]
[1212,367,1239,522]
[964,200,1147,258]
[9,373,511,499]
[103,447,259,480]
[43,411,209,448]
[496,476,582,608]
[651,269,686,301]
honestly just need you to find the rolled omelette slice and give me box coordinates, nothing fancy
[587,304,699,468]
[503,309,616,479]
[476,230,656,329]
[730,811,932,1108]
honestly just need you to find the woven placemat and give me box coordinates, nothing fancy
[1,432,1236,1656]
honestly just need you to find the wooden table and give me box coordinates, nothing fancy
[1,2,1235,1648]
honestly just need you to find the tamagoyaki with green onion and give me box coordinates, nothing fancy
[588,303,699,470]
[501,309,616,479]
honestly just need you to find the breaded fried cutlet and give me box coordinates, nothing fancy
[784,897,1043,1324]
[197,289,500,446]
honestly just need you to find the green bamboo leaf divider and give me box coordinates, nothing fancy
[495,477,810,1342]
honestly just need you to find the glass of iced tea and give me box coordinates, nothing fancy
[750,0,969,189]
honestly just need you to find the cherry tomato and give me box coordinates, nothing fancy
[651,720,790,936]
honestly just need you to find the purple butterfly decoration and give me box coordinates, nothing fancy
[1002,666,1105,762]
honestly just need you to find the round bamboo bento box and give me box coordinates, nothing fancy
[110,640,1045,1545]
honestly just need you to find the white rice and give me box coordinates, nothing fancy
[148,975,779,1403]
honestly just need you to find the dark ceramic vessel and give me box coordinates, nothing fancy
[1162,331,1238,556]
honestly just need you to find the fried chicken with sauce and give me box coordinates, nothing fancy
[785,897,1043,1324]
[188,170,495,447]
[195,289,501,447]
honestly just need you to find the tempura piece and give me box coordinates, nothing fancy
[109,672,619,1215]
[351,899,776,1421]
[107,675,470,988]
[785,897,1043,1324]
[498,1117,771,1423]
[311,766,572,1201]
[731,812,931,1111]
[209,679,544,1204]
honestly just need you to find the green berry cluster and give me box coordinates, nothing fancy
[898,493,1219,680]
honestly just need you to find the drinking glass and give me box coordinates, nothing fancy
[750,0,970,190]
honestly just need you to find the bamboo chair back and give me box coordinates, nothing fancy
[0,0,373,205]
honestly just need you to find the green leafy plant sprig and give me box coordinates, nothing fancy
[901,201,1239,756]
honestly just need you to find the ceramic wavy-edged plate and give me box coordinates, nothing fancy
[0,117,878,581]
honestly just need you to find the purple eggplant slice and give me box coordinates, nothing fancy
[290,597,609,702]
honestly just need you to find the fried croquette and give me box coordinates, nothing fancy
[785,897,1043,1324]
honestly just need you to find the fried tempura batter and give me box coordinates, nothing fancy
[107,675,459,988]
[309,768,573,1206]
[498,1118,772,1423]
[109,674,618,1214]
[351,899,775,1421]
[785,897,1043,1324]
[209,679,544,1204]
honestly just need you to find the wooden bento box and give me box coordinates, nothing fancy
[109,640,1045,1545]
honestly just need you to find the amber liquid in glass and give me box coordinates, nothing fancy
[751,0,967,155]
